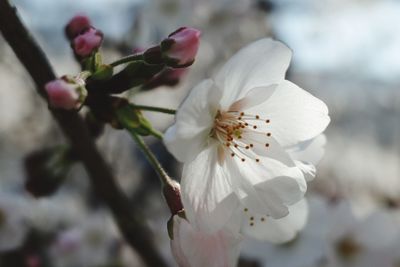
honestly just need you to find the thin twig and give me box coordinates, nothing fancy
[0,1,169,266]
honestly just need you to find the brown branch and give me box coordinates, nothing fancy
[0,1,169,266]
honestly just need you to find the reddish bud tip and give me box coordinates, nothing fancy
[45,77,86,110]
[73,28,103,57]
[65,14,91,40]
[161,27,201,68]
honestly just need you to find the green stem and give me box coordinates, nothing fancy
[129,131,174,187]
[148,129,163,140]
[110,54,144,67]
[133,105,176,115]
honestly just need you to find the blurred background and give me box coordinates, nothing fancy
[0,0,399,266]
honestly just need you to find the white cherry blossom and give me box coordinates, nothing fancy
[164,38,330,233]
[0,193,31,251]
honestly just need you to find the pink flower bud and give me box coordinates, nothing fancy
[45,78,86,110]
[161,27,201,68]
[65,14,91,40]
[73,28,103,57]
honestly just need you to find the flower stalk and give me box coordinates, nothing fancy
[110,54,144,67]
[128,130,174,187]
[132,105,176,115]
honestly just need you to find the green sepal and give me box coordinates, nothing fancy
[81,51,102,72]
[90,64,113,81]
[94,52,103,69]
[115,103,141,130]
[115,102,162,138]
[167,210,186,240]
[167,215,175,240]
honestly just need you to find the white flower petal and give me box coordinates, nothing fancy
[294,161,316,182]
[229,84,278,112]
[241,131,295,167]
[287,134,326,181]
[181,143,239,233]
[227,156,306,219]
[287,135,327,166]
[246,80,330,147]
[171,216,241,267]
[164,79,221,162]
[215,38,292,109]
[354,211,400,250]
[254,175,306,218]
[164,126,210,163]
[241,199,308,243]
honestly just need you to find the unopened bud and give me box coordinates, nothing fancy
[45,76,87,110]
[161,27,201,68]
[163,180,184,215]
[65,14,91,40]
[73,28,103,57]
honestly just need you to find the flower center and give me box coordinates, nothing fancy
[211,110,271,163]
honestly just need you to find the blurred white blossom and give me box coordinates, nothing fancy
[49,211,120,267]
[0,192,31,251]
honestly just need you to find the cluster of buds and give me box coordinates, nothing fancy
[65,14,103,58]
[44,14,201,143]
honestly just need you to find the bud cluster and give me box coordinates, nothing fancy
[65,14,103,58]
[45,14,201,112]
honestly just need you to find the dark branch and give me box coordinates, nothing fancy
[0,1,168,266]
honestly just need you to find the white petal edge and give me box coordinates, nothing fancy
[229,84,278,112]
[215,38,292,110]
[294,161,316,182]
[241,199,308,243]
[164,79,221,162]
[287,134,327,166]
[246,80,330,147]
[227,155,306,219]
[181,143,239,233]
